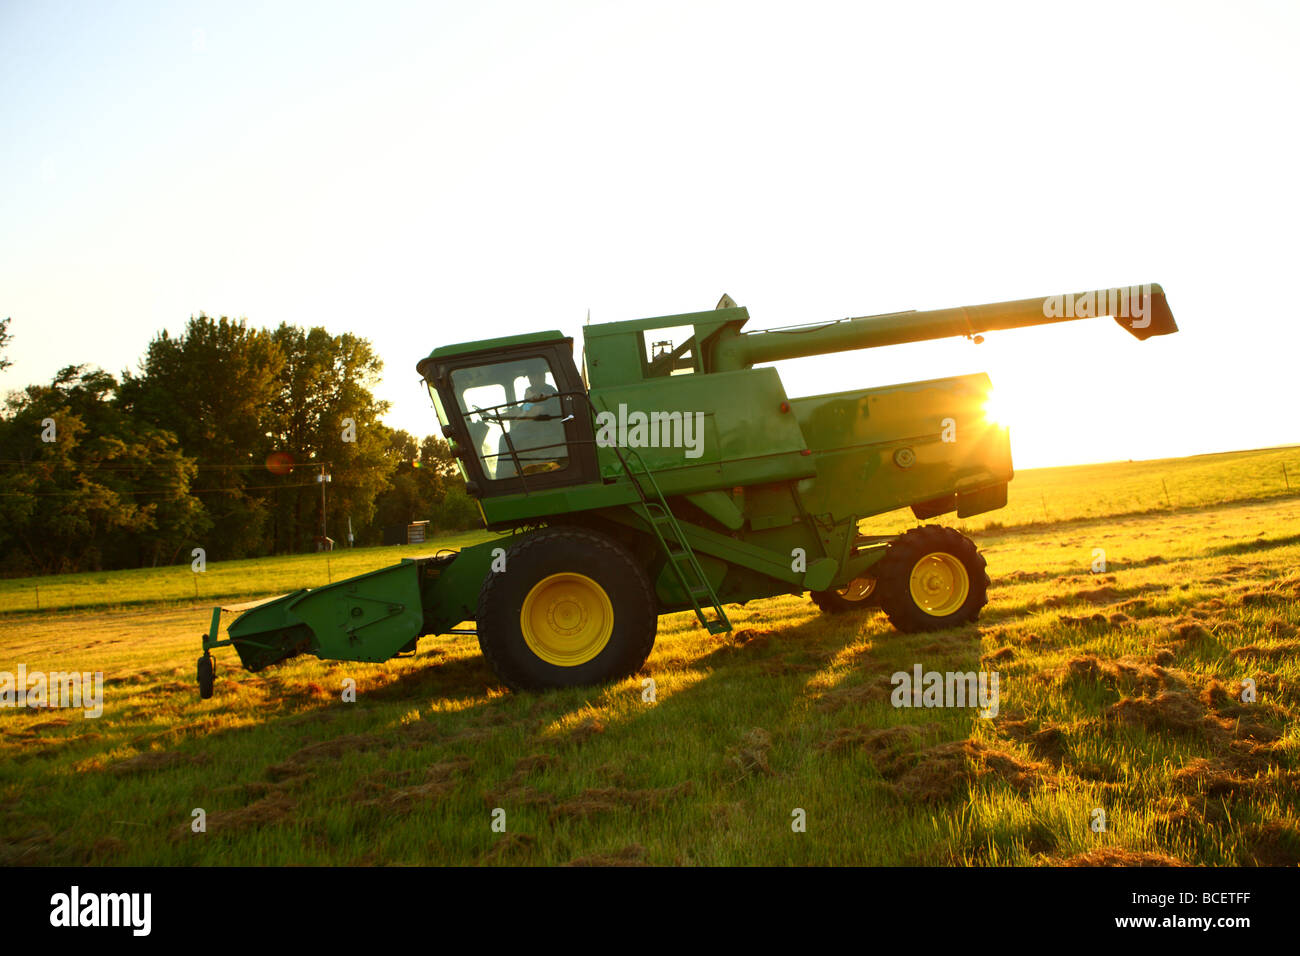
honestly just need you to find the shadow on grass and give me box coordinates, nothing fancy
[1206,533,1300,557]
[6,605,990,865]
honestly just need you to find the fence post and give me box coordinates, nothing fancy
[1162,479,1172,508]
[1284,463,1291,491]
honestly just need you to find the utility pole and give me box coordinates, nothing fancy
[316,464,332,546]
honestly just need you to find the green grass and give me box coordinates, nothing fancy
[2,448,1299,865]
[862,444,1300,535]
[0,529,496,615]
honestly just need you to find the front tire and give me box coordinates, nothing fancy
[875,526,989,632]
[476,527,658,691]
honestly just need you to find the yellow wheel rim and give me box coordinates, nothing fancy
[838,576,877,602]
[908,552,969,617]
[520,572,613,666]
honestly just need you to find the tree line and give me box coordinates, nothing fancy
[0,315,480,576]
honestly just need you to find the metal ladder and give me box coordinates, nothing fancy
[614,448,731,635]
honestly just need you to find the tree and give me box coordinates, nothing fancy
[368,430,482,542]
[369,429,423,538]
[264,324,396,551]
[420,434,481,531]
[2,312,453,571]
[0,317,12,371]
[0,366,205,574]
[118,315,285,560]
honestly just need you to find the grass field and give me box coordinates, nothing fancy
[2,448,1299,866]
[862,444,1300,535]
[0,530,498,616]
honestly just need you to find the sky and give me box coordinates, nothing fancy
[2,0,1297,469]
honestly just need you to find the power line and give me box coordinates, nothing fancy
[0,459,335,471]
[0,482,323,497]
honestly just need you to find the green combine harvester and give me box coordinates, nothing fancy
[198,285,1177,695]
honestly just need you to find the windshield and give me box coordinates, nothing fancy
[450,357,569,480]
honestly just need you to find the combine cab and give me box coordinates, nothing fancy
[198,284,1178,695]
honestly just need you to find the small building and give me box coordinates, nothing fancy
[382,521,430,546]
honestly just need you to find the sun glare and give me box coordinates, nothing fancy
[982,388,1013,429]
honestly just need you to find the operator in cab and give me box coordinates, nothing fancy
[495,365,567,478]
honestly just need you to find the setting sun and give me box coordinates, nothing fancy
[982,387,1014,430]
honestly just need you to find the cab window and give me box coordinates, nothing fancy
[449,357,569,480]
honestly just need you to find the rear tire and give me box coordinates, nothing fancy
[875,526,988,633]
[810,574,879,613]
[476,527,658,691]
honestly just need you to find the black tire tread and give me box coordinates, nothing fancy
[875,526,989,633]
[810,586,878,614]
[197,653,215,700]
[475,526,657,691]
